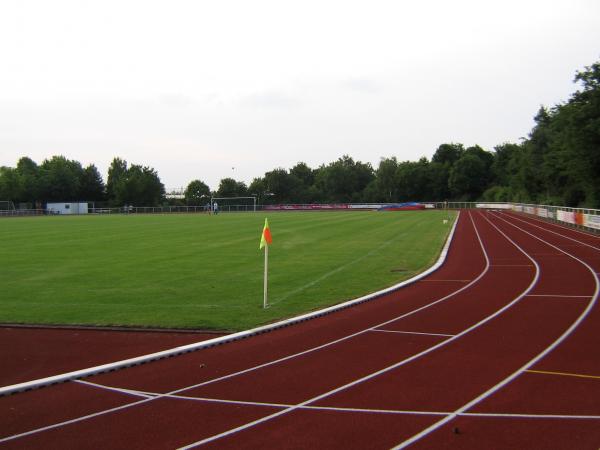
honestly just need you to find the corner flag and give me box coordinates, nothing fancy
[260,218,272,308]
[259,218,272,249]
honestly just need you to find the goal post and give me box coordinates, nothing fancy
[210,196,257,213]
[0,200,15,211]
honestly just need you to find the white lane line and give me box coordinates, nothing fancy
[419,279,471,282]
[511,212,600,241]
[391,211,599,449]
[491,264,533,267]
[2,213,491,444]
[525,295,590,298]
[176,211,541,449]
[461,412,600,420]
[369,329,455,338]
[499,212,600,252]
[77,380,600,421]
[74,380,156,399]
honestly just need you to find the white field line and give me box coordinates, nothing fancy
[501,211,600,251]
[270,233,400,305]
[0,214,460,397]
[1,213,498,445]
[391,211,600,450]
[176,211,542,449]
[72,380,600,421]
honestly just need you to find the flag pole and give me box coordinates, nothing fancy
[263,244,269,308]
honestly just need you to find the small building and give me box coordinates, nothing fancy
[46,202,89,215]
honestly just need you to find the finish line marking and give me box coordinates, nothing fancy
[525,369,600,380]
[370,329,455,337]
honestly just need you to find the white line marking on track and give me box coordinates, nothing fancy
[525,294,590,298]
[499,212,600,252]
[60,381,600,420]
[461,412,600,420]
[419,279,471,282]
[512,213,600,241]
[391,211,600,449]
[74,380,157,399]
[369,329,455,337]
[176,211,542,449]
[491,264,534,267]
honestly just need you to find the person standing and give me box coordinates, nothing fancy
[213,201,219,215]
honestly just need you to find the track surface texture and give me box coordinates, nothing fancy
[1,210,599,449]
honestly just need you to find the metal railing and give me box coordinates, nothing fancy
[2,201,599,234]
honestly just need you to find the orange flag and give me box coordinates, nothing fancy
[259,218,272,249]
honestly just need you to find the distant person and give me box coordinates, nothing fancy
[205,202,211,214]
[213,201,219,215]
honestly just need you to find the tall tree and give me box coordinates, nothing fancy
[38,156,84,202]
[432,143,465,167]
[106,157,128,205]
[15,157,40,205]
[79,164,105,201]
[184,179,210,205]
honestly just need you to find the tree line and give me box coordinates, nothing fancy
[0,156,165,208]
[1,59,599,209]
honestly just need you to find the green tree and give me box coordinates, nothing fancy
[0,166,20,202]
[448,154,487,200]
[432,143,465,167]
[315,155,374,202]
[38,156,84,202]
[79,164,105,201]
[216,178,247,198]
[106,157,128,205]
[184,179,210,205]
[116,165,165,206]
[376,157,398,201]
[15,157,40,205]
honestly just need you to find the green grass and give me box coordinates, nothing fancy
[0,211,455,331]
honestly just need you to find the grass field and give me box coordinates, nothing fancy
[0,210,455,331]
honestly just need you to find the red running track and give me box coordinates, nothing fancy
[0,210,598,449]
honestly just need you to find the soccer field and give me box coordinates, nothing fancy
[0,211,455,331]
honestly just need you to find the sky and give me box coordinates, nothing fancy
[1,0,599,192]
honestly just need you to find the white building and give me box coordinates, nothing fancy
[46,202,89,215]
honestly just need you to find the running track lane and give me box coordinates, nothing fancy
[0,211,598,448]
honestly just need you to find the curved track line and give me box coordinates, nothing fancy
[512,211,600,240]
[176,211,541,449]
[0,213,460,397]
[392,210,600,449]
[500,211,600,251]
[0,213,495,445]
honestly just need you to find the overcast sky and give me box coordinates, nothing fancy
[1,0,599,191]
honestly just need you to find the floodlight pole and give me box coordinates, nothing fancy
[263,244,269,308]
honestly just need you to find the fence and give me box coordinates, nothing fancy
[2,202,599,234]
